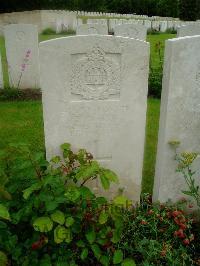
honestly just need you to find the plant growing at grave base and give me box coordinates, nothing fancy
[0,142,136,265]
[117,194,197,266]
[41,28,57,35]
[169,140,200,209]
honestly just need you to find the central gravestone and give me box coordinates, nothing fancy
[40,35,149,201]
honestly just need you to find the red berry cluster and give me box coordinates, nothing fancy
[172,210,194,245]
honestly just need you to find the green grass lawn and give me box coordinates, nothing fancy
[147,33,176,69]
[0,99,160,194]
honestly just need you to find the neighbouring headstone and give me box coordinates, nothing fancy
[40,35,149,201]
[76,24,108,35]
[0,53,3,89]
[154,36,200,203]
[114,23,147,40]
[160,21,168,32]
[177,23,200,37]
[4,24,40,89]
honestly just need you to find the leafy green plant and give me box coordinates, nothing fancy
[41,28,56,35]
[175,152,200,208]
[0,142,134,265]
[148,41,164,98]
[117,194,196,265]
[165,28,177,34]
[60,29,76,35]
[169,140,200,208]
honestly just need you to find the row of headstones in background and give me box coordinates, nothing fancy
[76,10,177,21]
[4,24,40,89]
[76,23,147,41]
[79,18,198,34]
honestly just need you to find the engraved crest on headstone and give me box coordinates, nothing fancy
[71,46,120,100]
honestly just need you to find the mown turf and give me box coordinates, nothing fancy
[142,98,160,193]
[0,101,44,152]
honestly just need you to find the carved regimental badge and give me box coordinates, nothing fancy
[71,46,120,100]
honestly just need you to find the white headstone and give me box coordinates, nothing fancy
[151,21,160,31]
[77,24,108,35]
[0,53,3,89]
[177,23,200,37]
[40,35,149,201]
[160,21,168,32]
[144,20,152,30]
[56,19,62,33]
[154,36,200,203]
[114,23,147,41]
[4,24,40,89]
[87,19,107,25]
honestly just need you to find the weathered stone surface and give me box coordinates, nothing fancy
[177,23,200,37]
[40,35,149,201]
[114,23,147,40]
[0,53,3,89]
[77,24,108,35]
[4,24,40,89]
[154,36,200,203]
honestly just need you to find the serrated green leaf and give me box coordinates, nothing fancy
[91,244,101,260]
[100,174,110,190]
[76,240,85,248]
[85,228,96,244]
[0,204,10,221]
[76,161,100,180]
[54,225,71,244]
[113,195,132,207]
[23,182,42,200]
[33,217,53,232]
[79,186,94,199]
[51,210,65,225]
[122,258,136,266]
[60,143,71,151]
[50,156,61,163]
[182,190,193,196]
[111,229,122,244]
[80,248,88,260]
[113,250,123,264]
[65,216,74,227]
[0,251,8,266]
[100,255,109,266]
[102,169,119,183]
[99,211,108,224]
[65,186,80,202]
